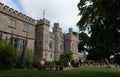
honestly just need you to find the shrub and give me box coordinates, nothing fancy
[0,40,16,69]
[25,49,34,69]
[45,61,56,66]
[33,57,46,68]
[16,49,34,69]
[60,51,73,66]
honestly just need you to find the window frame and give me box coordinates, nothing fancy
[9,19,16,28]
[23,23,29,32]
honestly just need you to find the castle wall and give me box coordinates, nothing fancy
[0,2,35,51]
[0,3,35,25]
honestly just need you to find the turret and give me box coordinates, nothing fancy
[69,28,73,34]
[53,22,64,61]
[35,18,50,59]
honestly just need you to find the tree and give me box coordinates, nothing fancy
[78,32,90,52]
[77,0,120,60]
[60,51,73,66]
[0,40,16,69]
[114,53,120,65]
[16,34,28,68]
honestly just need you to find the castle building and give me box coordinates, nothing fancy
[0,3,35,51]
[35,18,80,61]
[0,2,80,61]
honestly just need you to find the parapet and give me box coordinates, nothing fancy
[54,23,59,27]
[37,18,50,26]
[53,22,62,31]
[0,2,36,26]
[69,28,73,33]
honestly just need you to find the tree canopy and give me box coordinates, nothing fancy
[77,0,120,60]
[78,32,90,52]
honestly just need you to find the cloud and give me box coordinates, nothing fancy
[20,0,80,32]
[0,0,21,12]
[0,0,80,32]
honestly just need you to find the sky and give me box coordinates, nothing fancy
[0,0,80,33]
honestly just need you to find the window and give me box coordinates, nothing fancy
[0,31,2,39]
[45,53,48,58]
[9,19,16,27]
[60,44,63,50]
[13,38,18,49]
[60,32,63,37]
[49,41,52,48]
[13,38,26,50]
[23,24,29,32]
[50,54,52,58]
[18,39,25,50]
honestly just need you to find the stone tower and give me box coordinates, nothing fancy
[53,23,64,61]
[35,18,50,59]
[64,28,79,60]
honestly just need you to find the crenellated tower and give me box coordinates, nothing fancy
[64,28,79,60]
[53,23,64,61]
[35,18,50,59]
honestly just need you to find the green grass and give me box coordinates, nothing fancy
[0,66,120,77]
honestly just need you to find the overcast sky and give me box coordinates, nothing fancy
[0,0,80,32]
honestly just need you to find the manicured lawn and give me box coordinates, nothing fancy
[0,66,120,77]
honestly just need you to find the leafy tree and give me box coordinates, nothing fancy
[114,53,120,65]
[0,40,16,69]
[60,51,73,66]
[78,32,90,52]
[16,34,28,68]
[24,49,34,68]
[77,0,120,60]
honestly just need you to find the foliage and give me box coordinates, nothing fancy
[16,49,34,69]
[54,61,61,65]
[0,40,16,69]
[78,32,90,52]
[25,49,34,68]
[45,61,61,66]
[77,0,120,60]
[60,51,73,66]
[16,34,28,68]
[45,61,56,66]
[114,53,120,65]
[33,57,46,68]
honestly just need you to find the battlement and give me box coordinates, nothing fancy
[54,23,59,27]
[53,22,62,31]
[0,2,36,26]
[69,28,73,33]
[37,18,50,26]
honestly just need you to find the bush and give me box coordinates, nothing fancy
[60,51,73,66]
[54,61,61,65]
[45,61,56,66]
[114,53,120,65]
[16,49,34,69]
[25,49,34,69]
[0,40,16,69]
[33,57,46,68]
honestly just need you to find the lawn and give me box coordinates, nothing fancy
[0,66,120,77]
